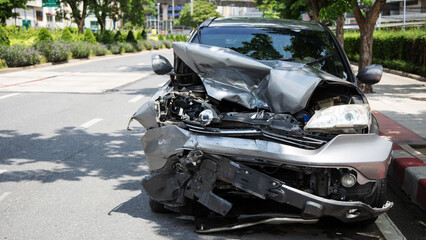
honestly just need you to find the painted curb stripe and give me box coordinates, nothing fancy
[392,158,426,185]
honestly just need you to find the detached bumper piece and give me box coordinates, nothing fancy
[142,154,393,229]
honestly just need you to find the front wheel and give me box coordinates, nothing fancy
[149,198,170,213]
[353,179,387,226]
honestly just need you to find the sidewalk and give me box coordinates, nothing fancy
[366,70,426,210]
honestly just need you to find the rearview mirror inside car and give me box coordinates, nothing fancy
[152,55,173,75]
[357,64,383,85]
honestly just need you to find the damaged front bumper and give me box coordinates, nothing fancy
[141,125,393,225]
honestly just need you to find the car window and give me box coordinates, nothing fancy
[195,27,348,80]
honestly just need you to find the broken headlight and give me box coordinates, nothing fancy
[304,104,371,132]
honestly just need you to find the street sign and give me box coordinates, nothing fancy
[42,0,59,7]
[22,20,31,29]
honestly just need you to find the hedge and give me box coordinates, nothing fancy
[344,29,426,77]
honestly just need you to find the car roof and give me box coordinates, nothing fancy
[204,17,326,32]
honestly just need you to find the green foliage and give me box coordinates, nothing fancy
[165,34,174,41]
[137,29,147,40]
[108,43,123,54]
[0,27,10,46]
[143,40,153,50]
[114,30,125,42]
[61,28,73,42]
[65,27,79,34]
[91,44,108,56]
[37,28,53,43]
[344,29,426,77]
[0,45,41,67]
[123,22,134,30]
[163,39,172,49]
[126,30,136,42]
[83,29,97,44]
[178,1,222,28]
[70,41,91,58]
[256,0,306,19]
[120,42,135,52]
[158,34,165,41]
[0,0,28,25]
[99,30,114,44]
[0,59,7,69]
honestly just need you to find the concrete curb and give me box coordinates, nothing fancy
[389,144,426,210]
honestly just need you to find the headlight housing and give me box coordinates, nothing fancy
[304,104,371,132]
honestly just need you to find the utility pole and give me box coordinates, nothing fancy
[403,0,406,30]
[157,3,160,35]
[172,0,175,34]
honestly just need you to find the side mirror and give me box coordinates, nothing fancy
[357,64,383,85]
[152,54,173,75]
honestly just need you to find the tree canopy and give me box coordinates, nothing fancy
[177,1,222,28]
[0,0,29,25]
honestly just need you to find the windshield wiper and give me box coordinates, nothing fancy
[306,54,333,66]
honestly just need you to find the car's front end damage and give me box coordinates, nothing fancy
[130,41,393,232]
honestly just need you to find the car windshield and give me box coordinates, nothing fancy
[193,27,348,80]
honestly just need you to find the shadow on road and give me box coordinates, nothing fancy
[0,127,148,187]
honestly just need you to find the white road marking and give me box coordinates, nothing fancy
[0,93,21,99]
[129,95,145,103]
[157,82,166,87]
[137,63,149,66]
[78,118,103,129]
[0,169,7,174]
[376,213,407,240]
[118,66,128,70]
[0,192,11,202]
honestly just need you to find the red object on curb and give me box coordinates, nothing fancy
[392,158,426,185]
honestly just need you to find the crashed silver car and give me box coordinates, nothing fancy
[130,18,393,232]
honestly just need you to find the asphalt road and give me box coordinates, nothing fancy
[0,50,422,239]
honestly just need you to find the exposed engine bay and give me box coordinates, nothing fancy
[130,42,393,232]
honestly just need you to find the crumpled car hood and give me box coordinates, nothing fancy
[173,42,354,114]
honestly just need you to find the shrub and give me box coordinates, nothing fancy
[83,29,97,44]
[143,40,153,50]
[158,34,165,41]
[0,59,7,68]
[138,29,147,40]
[108,43,123,54]
[46,40,71,62]
[134,41,144,51]
[61,28,73,42]
[37,28,53,43]
[34,40,53,58]
[0,45,41,67]
[126,30,136,42]
[70,41,91,58]
[166,34,174,41]
[344,29,426,77]
[99,30,114,44]
[120,42,135,53]
[163,39,172,49]
[91,44,108,56]
[152,41,162,50]
[0,27,10,46]
[65,27,78,34]
[114,30,125,42]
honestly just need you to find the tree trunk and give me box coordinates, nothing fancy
[358,25,374,93]
[309,0,322,21]
[352,0,386,93]
[336,15,344,48]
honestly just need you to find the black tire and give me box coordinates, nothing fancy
[149,198,170,213]
[354,179,387,226]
